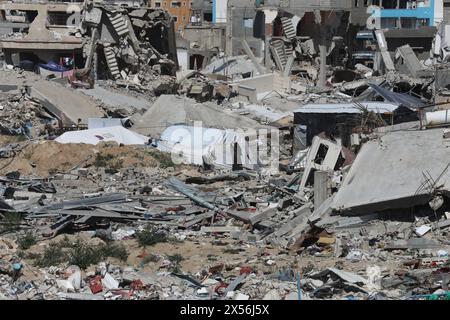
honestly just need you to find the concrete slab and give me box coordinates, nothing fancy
[28,81,104,126]
[332,128,450,215]
[80,85,152,111]
[131,95,272,138]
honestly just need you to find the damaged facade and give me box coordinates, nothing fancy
[0,1,178,82]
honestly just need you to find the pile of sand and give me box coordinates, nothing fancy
[0,140,159,176]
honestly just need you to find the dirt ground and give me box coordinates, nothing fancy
[17,232,402,284]
[0,140,162,176]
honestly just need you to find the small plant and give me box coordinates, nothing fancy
[16,135,28,142]
[94,153,123,170]
[66,240,98,269]
[94,153,114,167]
[223,248,241,254]
[136,225,168,247]
[167,254,184,273]
[0,212,22,233]
[24,252,41,260]
[168,253,184,265]
[146,150,175,168]
[18,231,37,250]
[34,245,66,268]
[32,239,128,269]
[98,242,128,262]
[58,235,72,248]
[109,158,124,171]
[207,254,217,261]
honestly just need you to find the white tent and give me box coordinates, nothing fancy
[157,125,259,169]
[55,126,148,145]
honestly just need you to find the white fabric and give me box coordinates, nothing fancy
[157,125,258,169]
[55,126,148,145]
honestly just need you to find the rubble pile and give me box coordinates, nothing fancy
[0,132,448,300]
[2,1,450,302]
[0,89,55,137]
[80,5,178,91]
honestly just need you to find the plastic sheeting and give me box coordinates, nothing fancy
[37,61,69,72]
[157,125,258,169]
[368,84,425,109]
[55,126,148,145]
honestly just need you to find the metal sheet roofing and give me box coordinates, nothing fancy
[294,102,401,114]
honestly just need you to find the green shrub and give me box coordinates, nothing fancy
[33,239,129,269]
[34,245,66,268]
[167,254,184,273]
[18,231,37,250]
[136,226,167,247]
[99,242,128,261]
[94,154,123,170]
[146,150,175,168]
[0,212,22,232]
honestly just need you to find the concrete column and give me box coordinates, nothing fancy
[225,6,233,56]
[314,170,328,208]
[318,40,327,88]
[93,51,98,81]
[264,36,272,69]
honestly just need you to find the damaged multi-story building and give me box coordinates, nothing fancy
[148,0,192,33]
[0,0,178,81]
[351,0,444,61]
[181,0,227,70]
[181,0,446,82]
[181,0,353,85]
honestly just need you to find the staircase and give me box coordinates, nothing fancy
[103,47,121,80]
[271,40,293,71]
[281,17,296,40]
[106,12,129,37]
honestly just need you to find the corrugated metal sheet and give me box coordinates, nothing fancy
[369,84,425,109]
[294,102,401,114]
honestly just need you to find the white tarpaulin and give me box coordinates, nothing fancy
[157,125,259,169]
[55,126,148,145]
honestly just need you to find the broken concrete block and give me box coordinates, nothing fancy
[277,198,293,210]
[415,225,432,237]
[263,289,281,300]
[200,226,241,233]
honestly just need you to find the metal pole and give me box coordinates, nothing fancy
[296,272,301,300]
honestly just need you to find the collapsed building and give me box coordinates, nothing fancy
[0,0,450,302]
[0,0,178,81]
[180,0,445,89]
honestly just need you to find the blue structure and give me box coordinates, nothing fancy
[369,0,438,28]
[212,0,216,23]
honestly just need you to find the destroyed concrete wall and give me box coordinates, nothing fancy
[0,2,84,65]
[0,2,179,80]
[226,0,263,57]
[332,128,450,215]
[183,24,226,69]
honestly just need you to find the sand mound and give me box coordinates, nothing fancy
[0,140,159,176]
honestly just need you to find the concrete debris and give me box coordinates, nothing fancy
[0,0,450,302]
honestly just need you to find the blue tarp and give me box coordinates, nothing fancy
[37,61,68,72]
